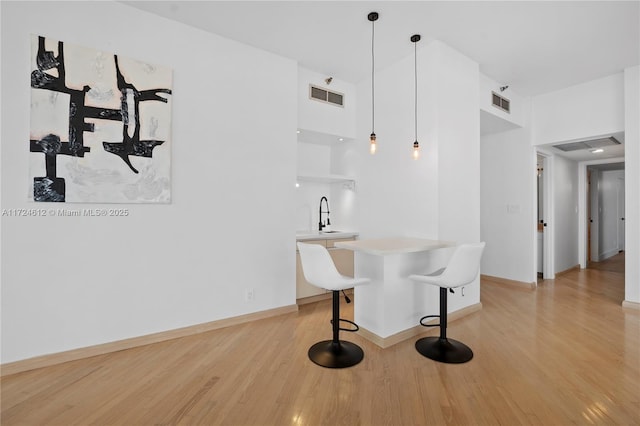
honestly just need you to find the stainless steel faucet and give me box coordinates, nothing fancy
[319,196,330,231]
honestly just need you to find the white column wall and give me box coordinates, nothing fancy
[355,40,481,313]
[624,66,640,304]
[1,1,298,363]
[354,42,439,241]
[435,42,481,246]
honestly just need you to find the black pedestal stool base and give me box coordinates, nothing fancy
[308,340,364,368]
[415,336,473,364]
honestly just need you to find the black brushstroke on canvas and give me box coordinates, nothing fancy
[30,36,172,201]
[102,55,171,174]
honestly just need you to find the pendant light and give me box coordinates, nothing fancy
[411,34,421,160]
[368,12,379,154]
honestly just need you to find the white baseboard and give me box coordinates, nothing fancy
[481,274,536,290]
[599,248,621,261]
[1,304,298,377]
[358,302,483,348]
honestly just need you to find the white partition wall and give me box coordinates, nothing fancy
[624,66,640,305]
[1,2,298,364]
[354,40,481,316]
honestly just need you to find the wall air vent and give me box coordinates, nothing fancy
[491,91,510,113]
[309,84,344,107]
[553,137,621,152]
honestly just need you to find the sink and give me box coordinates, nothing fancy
[297,230,358,241]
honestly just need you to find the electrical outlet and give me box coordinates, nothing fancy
[245,288,255,301]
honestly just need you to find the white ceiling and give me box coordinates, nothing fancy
[125,1,639,96]
[124,1,639,162]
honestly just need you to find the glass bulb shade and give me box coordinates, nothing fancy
[370,133,377,155]
[413,141,419,160]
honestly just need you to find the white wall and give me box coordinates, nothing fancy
[354,41,439,241]
[532,73,626,278]
[532,73,625,145]
[297,67,356,139]
[1,1,298,363]
[295,142,351,232]
[553,155,580,272]
[529,68,638,303]
[435,43,481,250]
[479,73,525,128]
[480,126,535,283]
[296,143,329,231]
[624,66,640,304]
[295,67,358,233]
[354,40,481,313]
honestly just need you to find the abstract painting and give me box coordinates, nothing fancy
[30,35,172,203]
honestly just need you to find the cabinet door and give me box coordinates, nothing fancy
[326,237,355,278]
[329,248,354,277]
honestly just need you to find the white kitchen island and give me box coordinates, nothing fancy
[335,238,459,347]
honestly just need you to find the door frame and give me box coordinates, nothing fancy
[617,174,625,252]
[535,149,554,280]
[578,157,625,268]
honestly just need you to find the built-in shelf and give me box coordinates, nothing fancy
[297,174,355,185]
[297,174,356,190]
[296,128,355,189]
[297,128,354,146]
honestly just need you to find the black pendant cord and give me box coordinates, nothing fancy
[411,34,421,156]
[371,16,375,136]
[414,39,417,143]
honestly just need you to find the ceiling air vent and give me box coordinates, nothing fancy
[309,84,344,107]
[553,137,621,152]
[491,91,510,113]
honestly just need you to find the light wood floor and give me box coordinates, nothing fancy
[588,251,625,274]
[2,258,638,426]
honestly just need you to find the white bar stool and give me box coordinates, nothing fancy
[409,242,485,364]
[297,242,371,368]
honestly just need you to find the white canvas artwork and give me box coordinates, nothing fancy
[30,35,172,203]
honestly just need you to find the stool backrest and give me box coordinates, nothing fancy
[297,242,343,288]
[439,242,486,288]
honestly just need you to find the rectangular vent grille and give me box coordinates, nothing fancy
[553,137,621,152]
[491,92,510,113]
[309,85,344,107]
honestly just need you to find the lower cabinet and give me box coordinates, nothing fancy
[296,237,355,300]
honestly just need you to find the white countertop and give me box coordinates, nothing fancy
[334,237,455,255]
[296,230,359,241]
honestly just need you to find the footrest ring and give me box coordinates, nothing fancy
[419,314,440,328]
[330,318,359,332]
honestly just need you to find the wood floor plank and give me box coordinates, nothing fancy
[1,253,638,425]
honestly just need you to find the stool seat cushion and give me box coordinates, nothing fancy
[297,242,370,291]
[409,242,485,289]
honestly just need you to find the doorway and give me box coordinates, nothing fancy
[582,161,625,268]
[536,151,553,280]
